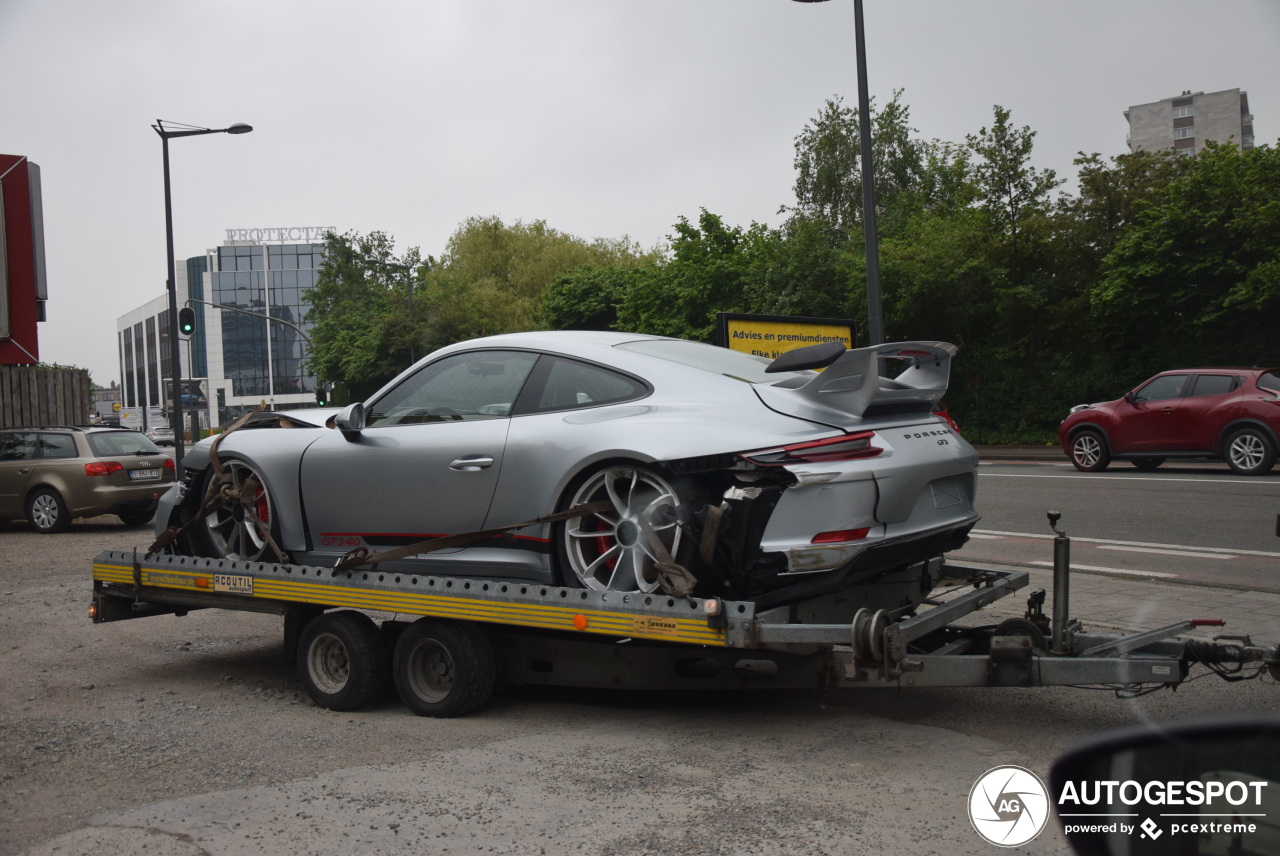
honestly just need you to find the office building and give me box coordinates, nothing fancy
[116,227,333,432]
[1125,88,1254,156]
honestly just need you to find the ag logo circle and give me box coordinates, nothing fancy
[968,765,1050,847]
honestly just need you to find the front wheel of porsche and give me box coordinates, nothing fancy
[197,459,281,561]
[557,465,687,593]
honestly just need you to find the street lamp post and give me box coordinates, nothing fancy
[791,0,884,345]
[154,119,252,466]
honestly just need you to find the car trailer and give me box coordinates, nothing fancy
[89,512,1280,717]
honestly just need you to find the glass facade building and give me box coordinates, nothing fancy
[116,233,327,432]
[209,242,320,401]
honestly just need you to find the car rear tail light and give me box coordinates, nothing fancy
[812,528,870,544]
[741,431,882,466]
[85,461,124,477]
[164,458,175,471]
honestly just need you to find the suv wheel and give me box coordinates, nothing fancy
[1225,427,1277,476]
[27,488,71,534]
[1069,430,1111,473]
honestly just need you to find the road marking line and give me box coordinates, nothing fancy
[974,529,1280,559]
[979,472,1277,487]
[1029,561,1177,578]
[1097,545,1234,560]
[966,533,1005,540]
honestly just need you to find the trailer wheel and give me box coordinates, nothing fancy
[393,619,498,717]
[993,617,1048,651]
[297,611,389,712]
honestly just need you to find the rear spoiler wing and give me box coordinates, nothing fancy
[757,341,956,426]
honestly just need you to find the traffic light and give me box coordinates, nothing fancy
[315,386,328,407]
[178,307,196,336]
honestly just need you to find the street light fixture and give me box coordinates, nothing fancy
[153,119,253,465]
[790,0,884,345]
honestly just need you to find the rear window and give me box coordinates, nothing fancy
[1189,374,1239,397]
[614,339,812,384]
[87,431,162,457]
[1260,372,1280,395]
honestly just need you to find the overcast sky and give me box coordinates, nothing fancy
[3,0,1277,385]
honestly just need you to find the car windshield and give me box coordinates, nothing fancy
[87,432,162,457]
[614,339,813,385]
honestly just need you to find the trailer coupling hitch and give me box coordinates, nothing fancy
[1183,635,1280,683]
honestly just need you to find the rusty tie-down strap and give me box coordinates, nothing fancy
[331,500,615,575]
[147,412,292,563]
[333,498,702,598]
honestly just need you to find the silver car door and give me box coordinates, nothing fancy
[299,350,539,564]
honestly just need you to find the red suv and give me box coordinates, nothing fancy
[1059,369,1280,475]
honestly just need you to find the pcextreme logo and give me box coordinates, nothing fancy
[968,765,1051,847]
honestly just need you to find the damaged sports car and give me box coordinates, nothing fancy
[157,331,979,610]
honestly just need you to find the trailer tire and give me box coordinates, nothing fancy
[393,619,498,718]
[993,617,1048,651]
[297,611,389,712]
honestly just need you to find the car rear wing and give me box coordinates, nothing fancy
[756,341,956,428]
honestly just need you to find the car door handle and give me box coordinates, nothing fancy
[449,456,494,471]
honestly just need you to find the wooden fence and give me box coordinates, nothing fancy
[0,365,91,427]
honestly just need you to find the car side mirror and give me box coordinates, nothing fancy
[335,402,365,439]
[1123,391,1136,405]
[1051,713,1280,856]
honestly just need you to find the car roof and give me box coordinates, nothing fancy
[1155,367,1277,374]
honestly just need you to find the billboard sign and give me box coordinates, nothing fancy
[0,154,46,363]
[714,312,857,360]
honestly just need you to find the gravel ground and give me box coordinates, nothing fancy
[3,515,1277,856]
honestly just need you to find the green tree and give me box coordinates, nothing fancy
[307,230,423,399]
[1092,141,1280,369]
[618,210,762,341]
[787,90,927,234]
[967,105,1063,258]
[420,217,654,352]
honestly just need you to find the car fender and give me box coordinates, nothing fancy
[1216,418,1280,453]
[1061,419,1114,451]
[23,471,76,511]
[180,427,330,551]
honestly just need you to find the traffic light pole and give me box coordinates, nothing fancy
[160,133,187,465]
[180,297,321,410]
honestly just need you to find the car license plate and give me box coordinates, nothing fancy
[130,468,161,481]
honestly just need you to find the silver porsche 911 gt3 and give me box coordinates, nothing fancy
[157,331,978,610]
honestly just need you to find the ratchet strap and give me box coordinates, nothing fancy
[147,411,292,564]
[330,501,614,574]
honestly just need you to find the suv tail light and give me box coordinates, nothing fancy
[741,431,883,466]
[85,461,124,477]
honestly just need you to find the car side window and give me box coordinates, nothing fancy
[1188,374,1238,398]
[1133,375,1188,403]
[0,433,37,462]
[366,350,540,427]
[1260,372,1280,395]
[525,356,648,414]
[37,433,78,459]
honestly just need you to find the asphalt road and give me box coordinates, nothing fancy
[954,460,1280,591]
